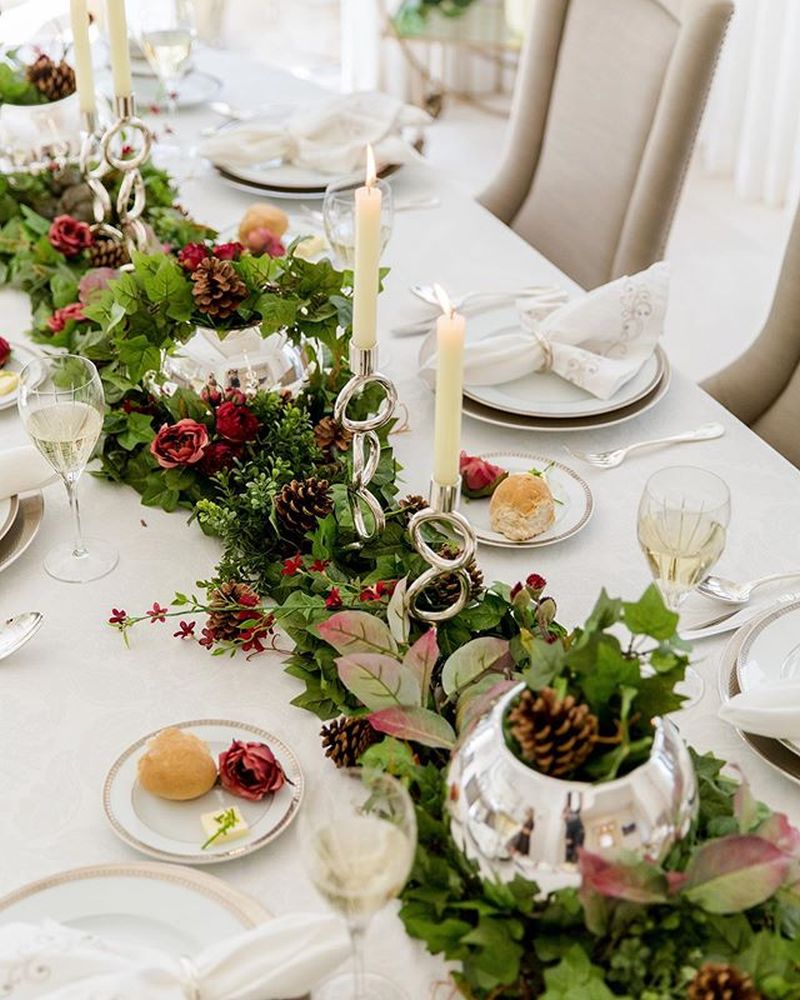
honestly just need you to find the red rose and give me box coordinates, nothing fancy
[199,440,241,475]
[46,302,86,333]
[178,242,209,272]
[214,241,244,261]
[218,740,287,801]
[0,337,10,368]
[526,573,547,594]
[149,418,209,469]
[48,215,92,258]
[244,226,285,258]
[215,400,259,442]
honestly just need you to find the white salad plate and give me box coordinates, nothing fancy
[736,599,800,753]
[464,452,594,549]
[103,720,304,865]
[0,340,38,411]
[460,305,667,419]
[0,862,269,951]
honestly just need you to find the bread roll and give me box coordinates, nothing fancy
[138,727,218,801]
[489,473,555,541]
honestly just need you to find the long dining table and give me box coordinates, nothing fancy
[2,45,800,996]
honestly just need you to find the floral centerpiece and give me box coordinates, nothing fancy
[0,50,76,107]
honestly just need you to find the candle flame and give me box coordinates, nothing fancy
[365,144,377,187]
[433,283,454,318]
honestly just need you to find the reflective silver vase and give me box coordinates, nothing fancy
[447,683,697,890]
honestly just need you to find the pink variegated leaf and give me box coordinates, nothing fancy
[456,677,518,735]
[756,812,800,855]
[387,577,410,646]
[577,850,668,935]
[403,628,439,704]
[440,636,512,697]
[734,778,759,833]
[683,835,792,913]
[368,706,457,749]
[336,653,421,712]
[318,611,398,656]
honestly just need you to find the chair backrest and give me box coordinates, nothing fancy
[703,198,800,467]
[479,0,732,289]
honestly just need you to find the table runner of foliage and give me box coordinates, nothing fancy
[3,163,799,1000]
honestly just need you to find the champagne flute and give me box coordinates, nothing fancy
[323,177,394,269]
[134,0,195,115]
[638,466,731,703]
[300,768,417,1000]
[17,355,117,583]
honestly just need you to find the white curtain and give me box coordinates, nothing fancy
[700,0,800,207]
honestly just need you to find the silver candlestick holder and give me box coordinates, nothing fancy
[406,477,479,623]
[333,344,398,543]
[81,96,153,255]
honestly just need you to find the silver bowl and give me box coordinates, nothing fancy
[447,683,697,889]
[161,324,310,395]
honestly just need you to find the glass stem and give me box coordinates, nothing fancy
[348,921,367,999]
[64,478,88,559]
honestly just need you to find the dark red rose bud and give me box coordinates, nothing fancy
[218,739,287,801]
[178,242,210,272]
[0,337,11,368]
[214,241,245,261]
[199,440,241,475]
[215,400,260,443]
[48,215,93,258]
[460,450,508,498]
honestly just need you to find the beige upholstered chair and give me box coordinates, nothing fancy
[704,202,800,468]
[479,0,732,290]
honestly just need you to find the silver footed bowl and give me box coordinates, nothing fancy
[161,324,310,395]
[447,683,697,890]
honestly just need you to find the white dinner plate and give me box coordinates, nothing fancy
[464,452,594,549]
[135,69,222,110]
[104,720,304,865]
[0,493,43,575]
[0,496,18,549]
[0,862,269,952]
[0,340,38,411]
[736,600,800,753]
[461,354,671,433]
[460,305,666,419]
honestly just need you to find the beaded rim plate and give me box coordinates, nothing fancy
[103,720,304,865]
[464,452,594,549]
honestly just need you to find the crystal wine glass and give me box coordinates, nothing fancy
[637,466,731,703]
[17,355,117,583]
[300,767,417,1000]
[323,177,394,269]
[134,0,195,115]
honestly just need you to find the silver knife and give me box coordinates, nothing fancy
[681,591,800,641]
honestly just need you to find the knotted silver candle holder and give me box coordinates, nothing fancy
[80,96,153,256]
[333,344,398,542]
[406,478,479,623]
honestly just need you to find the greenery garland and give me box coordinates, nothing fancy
[2,163,797,999]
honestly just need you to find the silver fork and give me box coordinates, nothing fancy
[565,423,725,468]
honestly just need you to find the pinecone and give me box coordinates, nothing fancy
[191,257,247,320]
[206,580,260,641]
[398,494,429,524]
[274,477,333,546]
[26,54,76,102]
[86,236,129,269]
[507,687,598,779]
[320,717,380,768]
[56,181,96,224]
[688,963,761,1000]
[314,416,351,458]
[421,543,483,611]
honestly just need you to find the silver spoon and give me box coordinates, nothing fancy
[0,612,44,662]
[697,572,800,606]
[207,101,259,122]
[565,423,725,469]
[410,283,559,310]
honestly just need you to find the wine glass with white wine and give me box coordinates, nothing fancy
[135,0,195,116]
[17,355,117,583]
[637,466,731,703]
[300,768,417,1000]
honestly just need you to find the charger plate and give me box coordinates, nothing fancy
[0,862,269,952]
[0,493,44,575]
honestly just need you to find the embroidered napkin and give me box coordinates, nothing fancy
[0,445,55,500]
[0,912,349,999]
[719,682,800,739]
[199,91,429,175]
[418,262,669,401]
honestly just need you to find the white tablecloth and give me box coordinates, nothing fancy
[2,48,800,998]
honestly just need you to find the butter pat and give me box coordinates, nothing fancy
[201,806,249,848]
[0,371,19,397]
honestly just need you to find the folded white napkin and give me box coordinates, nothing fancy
[419,262,669,401]
[0,445,55,499]
[0,912,350,999]
[199,91,429,175]
[719,682,800,739]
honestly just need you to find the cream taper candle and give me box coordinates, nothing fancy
[432,286,465,486]
[106,0,132,99]
[70,0,96,115]
[352,145,381,350]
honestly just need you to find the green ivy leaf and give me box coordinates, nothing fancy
[623,584,679,640]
